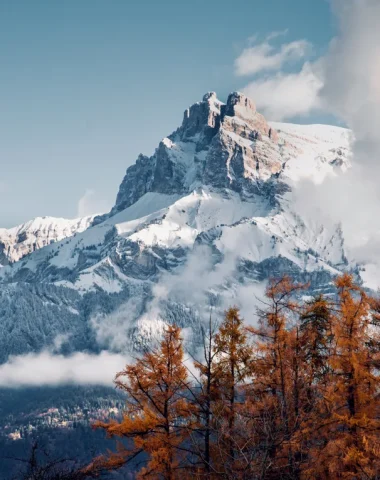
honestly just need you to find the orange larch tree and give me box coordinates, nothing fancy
[307,274,380,479]
[247,276,307,479]
[86,325,194,480]
[84,274,380,479]
[210,307,254,478]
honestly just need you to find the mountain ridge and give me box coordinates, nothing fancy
[0,92,353,363]
[0,215,97,265]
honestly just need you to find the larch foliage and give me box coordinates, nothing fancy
[209,307,254,478]
[85,275,380,480]
[246,276,307,479]
[85,325,193,480]
[307,274,380,479]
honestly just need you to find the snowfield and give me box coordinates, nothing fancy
[0,215,96,265]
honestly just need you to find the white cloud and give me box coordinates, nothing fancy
[242,62,323,120]
[265,29,289,42]
[234,32,321,120]
[145,245,239,316]
[235,38,311,77]
[291,0,380,287]
[0,350,127,388]
[320,0,380,143]
[234,1,380,286]
[76,189,112,218]
[90,297,145,352]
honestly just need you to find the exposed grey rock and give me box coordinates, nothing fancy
[112,154,155,214]
[112,92,281,215]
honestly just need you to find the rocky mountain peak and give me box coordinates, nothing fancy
[202,91,217,101]
[180,91,222,143]
[224,91,256,115]
[222,91,278,143]
[0,215,95,265]
[0,107,353,364]
[112,92,282,215]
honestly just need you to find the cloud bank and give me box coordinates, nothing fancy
[293,0,380,286]
[235,0,380,287]
[235,39,311,77]
[235,33,322,120]
[0,350,127,388]
[242,62,323,120]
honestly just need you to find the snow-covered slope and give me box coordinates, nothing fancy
[0,92,354,362]
[0,215,96,265]
[271,122,351,182]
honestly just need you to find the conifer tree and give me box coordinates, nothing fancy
[86,325,193,480]
[307,274,380,479]
[211,307,254,478]
[247,276,306,479]
[300,294,332,381]
[296,294,333,461]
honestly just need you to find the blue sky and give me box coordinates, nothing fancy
[0,0,336,227]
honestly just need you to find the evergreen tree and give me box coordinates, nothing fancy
[211,308,254,478]
[307,274,380,479]
[246,276,306,479]
[86,325,194,480]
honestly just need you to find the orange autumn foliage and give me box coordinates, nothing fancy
[245,277,308,479]
[211,307,254,477]
[305,274,380,479]
[86,274,380,480]
[86,325,194,479]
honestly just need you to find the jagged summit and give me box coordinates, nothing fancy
[180,91,222,142]
[180,91,277,144]
[112,92,282,216]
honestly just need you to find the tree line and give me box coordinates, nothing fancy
[14,274,380,479]
[82,274,380,479]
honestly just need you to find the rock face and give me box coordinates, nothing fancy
[111,92,283,215]
[222,92,278,142]
[180,92,222,145]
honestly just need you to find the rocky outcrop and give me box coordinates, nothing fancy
[180,92,222,144]
[112,92,281,214]
[222,92,279,143]
[112,154,155,214]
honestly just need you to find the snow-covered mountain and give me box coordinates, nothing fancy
[0,92,353,362]
[0,215,96,265]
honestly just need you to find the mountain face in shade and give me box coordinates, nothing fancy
[0,92,353,363]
